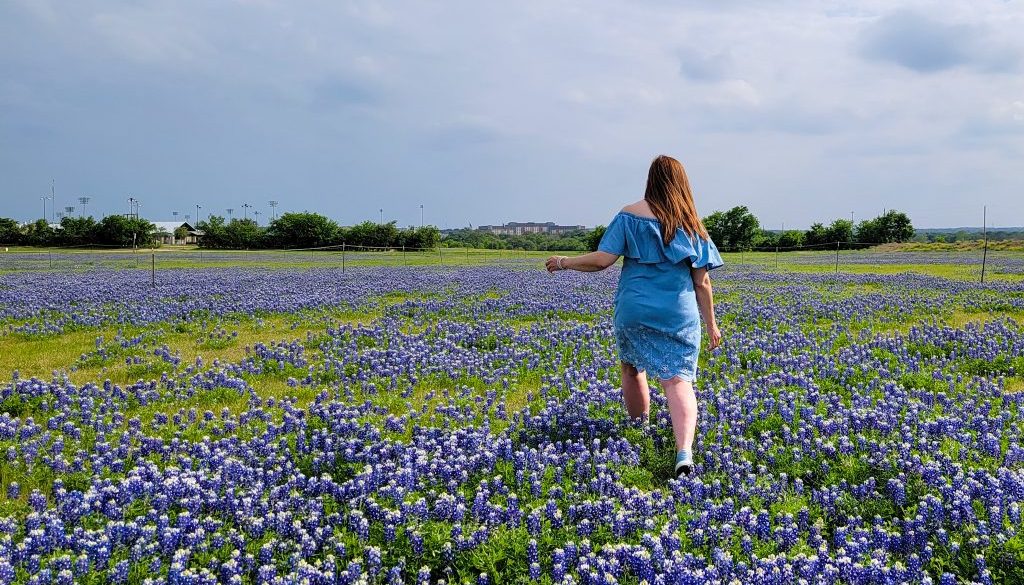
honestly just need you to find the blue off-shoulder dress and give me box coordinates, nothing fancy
[598,211,724,381]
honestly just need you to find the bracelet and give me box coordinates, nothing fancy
[556,257,565,270]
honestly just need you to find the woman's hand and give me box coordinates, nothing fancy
[706,323,722,350]
[545,256,568,273]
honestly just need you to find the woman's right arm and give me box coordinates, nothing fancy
[691,265,722,349]
[546,251,619,273]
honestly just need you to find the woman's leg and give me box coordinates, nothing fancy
[620,362,650,420]
[660,376,697,453]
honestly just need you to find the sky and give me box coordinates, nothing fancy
[1,1,1022,230]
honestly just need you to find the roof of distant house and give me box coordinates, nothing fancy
[151,221,197,233]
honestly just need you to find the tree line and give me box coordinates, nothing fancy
[0,212,442,250]
[1,208,917,252]
[196,213,441,250]
[0,216,161,248]
[587,207,915,252]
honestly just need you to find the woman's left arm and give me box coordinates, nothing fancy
[691,265,722,350]
[546,251,619,273]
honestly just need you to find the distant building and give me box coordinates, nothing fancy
[152,221,202,245]
[476,222,586,236]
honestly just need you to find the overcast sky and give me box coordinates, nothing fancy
[1,1,1022,229]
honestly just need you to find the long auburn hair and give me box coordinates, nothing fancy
[644,155,709,245]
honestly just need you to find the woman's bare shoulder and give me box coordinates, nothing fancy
[621,200,655,218]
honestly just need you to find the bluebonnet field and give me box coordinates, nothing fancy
[1,263,1024,584]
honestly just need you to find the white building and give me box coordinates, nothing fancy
[152,221,202,245]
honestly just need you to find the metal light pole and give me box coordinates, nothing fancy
[50,179,55,223]
[41,196,46,221]
[78,197,90,218]
[196,204,202,223]
[128,197,136,219]
[269,200,278,221]
[420,204,424,228]
[254,210,260,226]
[242,203,251,220]
[227,208,234,220]
[379,208,383,224]
[64,206,74,217]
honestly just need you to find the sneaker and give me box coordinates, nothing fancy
[675,450,693,478]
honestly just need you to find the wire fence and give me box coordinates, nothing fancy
[0,244,547,273]
[1,240,1021,283]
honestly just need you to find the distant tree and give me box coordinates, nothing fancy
[265,212,339,249]
[341,221,400,249]
[753,230,779,248]
[174,226,190,243]
[196,216,229,248]
[777,230,805,248]
[587,226,606,252]
[96,215,156,247]
[703,206,760,250]
[0,218,21,245]
[21,219,56,246]
[825,219,854,245]
[804,222,828,246]
[224,218,263,249]
[398,226,441,249]
[58,216,99,246]
[855,210,915,243]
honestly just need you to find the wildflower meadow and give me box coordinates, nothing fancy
[1,257,1023,584]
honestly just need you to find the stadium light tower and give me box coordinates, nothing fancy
[78,196,90,218]
[254,210,261,226]
[269,200,278,221]
[196,204,202,223]
[64,206,75,217]
[242,202,251,220]
[227,208,234,219]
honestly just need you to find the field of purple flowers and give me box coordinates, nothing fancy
[1,265,1024,584]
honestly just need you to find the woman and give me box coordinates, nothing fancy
[546,155,723,478]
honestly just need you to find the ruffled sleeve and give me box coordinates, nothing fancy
[683,236,724,271]
[660,227,725,270]
[597,213,628,256]
[598,211,724,269]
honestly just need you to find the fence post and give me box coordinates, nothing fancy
[775,246,778,269]
[151,252,155,287]
[403,245,407,265]
[466,247,470,263]
[439,247,443,265]
[342,243,346,272]
[835,241,840,274]
[981,205,988,284]
[49,250,52,269]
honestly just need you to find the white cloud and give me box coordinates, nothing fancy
[0,0,1022,228]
